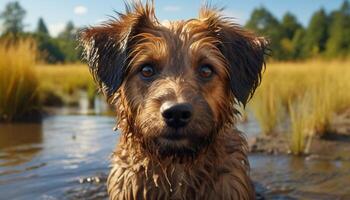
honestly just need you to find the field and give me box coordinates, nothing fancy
[36,64,95,106]
[248,60,350,154]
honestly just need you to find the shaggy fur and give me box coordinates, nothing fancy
[80,2,268,199]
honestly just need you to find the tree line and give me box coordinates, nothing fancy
[0,1,80,63]
[246,1,350,60]
[1,1,350,63]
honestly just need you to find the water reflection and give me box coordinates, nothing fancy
[0,123,43,167]
[0,115,117,200]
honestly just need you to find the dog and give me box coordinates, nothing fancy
[80,2,267,199]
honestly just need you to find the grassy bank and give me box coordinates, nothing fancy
[0,38,96,122]
[249,60,350,154]
[36,64,95,106]
[0,39,40,122]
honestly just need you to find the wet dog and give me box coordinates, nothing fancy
[80,2,267,199]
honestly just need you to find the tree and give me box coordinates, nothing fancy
[303,8,329,57]
[279,12,304,60]
[58,21,75,40]
[245,7,284,59]
[281,12,302,40]
[36,17,49,36]
[326,1,350,57]
[56,21,80,62]
[0,1,26,36]
[291,28,306,59]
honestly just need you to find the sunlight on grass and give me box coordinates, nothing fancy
[249,60,350,154]
[0,39,40,122]
[250,83,283,135]
[36,64,96,106]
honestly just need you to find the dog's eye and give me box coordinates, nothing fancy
[140,64,156,78]
[198,64,214,79]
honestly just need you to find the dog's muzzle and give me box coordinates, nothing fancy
[160,101,193,128]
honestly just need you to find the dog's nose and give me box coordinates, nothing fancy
[160,102,193,128]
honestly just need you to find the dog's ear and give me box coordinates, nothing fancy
[199,8,269,106]
[79,2,157,100]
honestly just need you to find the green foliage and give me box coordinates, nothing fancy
[246,7,285,59]
[291,28,306,59]
[279,13,303,60]
[58,21,76,40]
[56,21,80,62]
[0,1,26,37]
[245,1,350,60]
[34,21,80,63]
[281,12,302,40]
[303,8,329,57]
[36,17,49,35]
[326,1,350,57]
[2,1,350,62]
[35,34,65,63]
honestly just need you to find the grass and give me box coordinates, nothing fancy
[36,64,96,106]
[249,60,350,154]
[0,39,40,122]
[250,82,283,135]
[0,38,96,122]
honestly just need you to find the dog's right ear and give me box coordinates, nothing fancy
[79,2,157,101]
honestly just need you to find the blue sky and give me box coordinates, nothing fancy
[0,0,346,37]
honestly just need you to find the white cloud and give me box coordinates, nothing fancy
[48,22,65,37]
[163,5,181,12]
[74,5,88,15]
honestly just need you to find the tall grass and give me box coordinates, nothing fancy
[250,83,283,135]
[0,39,40,122]
[36,64,96,106]
[249,60,350,154]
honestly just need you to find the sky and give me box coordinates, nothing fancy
[0,0,346,37]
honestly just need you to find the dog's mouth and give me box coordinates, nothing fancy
[152,128,213,159]
[157,129,190,147]
[161,129,188,140]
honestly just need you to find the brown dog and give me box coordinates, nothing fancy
[80,2,267,199]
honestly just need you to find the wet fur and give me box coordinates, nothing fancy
[80,2,268,200]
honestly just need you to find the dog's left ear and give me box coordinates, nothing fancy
[79,2,157,101]
[200,8,269,106]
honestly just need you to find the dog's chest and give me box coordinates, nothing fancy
[107,154,251,200]
[108,158,218,200]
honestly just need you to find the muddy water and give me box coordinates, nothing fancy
[1,115,350,199]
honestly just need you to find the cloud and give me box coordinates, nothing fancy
[163,5,181,12]
[74,5,88,15]
[48,22,65,37]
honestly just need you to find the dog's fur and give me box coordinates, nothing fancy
[80,2,268,199]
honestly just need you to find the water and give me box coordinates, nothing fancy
[1,114,350,199]
[0,116,117,200]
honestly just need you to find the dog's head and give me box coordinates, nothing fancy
[80,2,268,159]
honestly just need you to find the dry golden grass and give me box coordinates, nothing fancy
[0,39,95,122]
[0,39,40,122]
[249,60,350,154]
[35,64,96,105]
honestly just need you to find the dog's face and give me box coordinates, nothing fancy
[80,3,268,159]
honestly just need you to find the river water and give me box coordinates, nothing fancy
[1,114,349,199]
